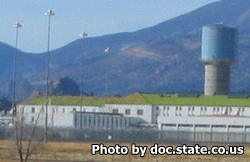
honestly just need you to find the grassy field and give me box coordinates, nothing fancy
[0,140,250,162]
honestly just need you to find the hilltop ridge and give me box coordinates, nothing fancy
[1,0,250,100]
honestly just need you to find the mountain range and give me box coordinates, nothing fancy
[1,0,250,101]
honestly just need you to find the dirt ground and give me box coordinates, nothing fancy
[0,140,249,162]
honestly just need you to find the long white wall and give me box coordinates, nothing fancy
[157,105,250,132]
[158,115,250,132]
[156,105,249,117]
[16,105,100,127]
[17,104,153,127]
[17,104,250,132]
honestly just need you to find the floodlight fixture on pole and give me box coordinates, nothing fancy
[44,9,55,143]
[79,31,88,125]
[80,31,88,38]
[104,47,110,53]
[12,22,22,123]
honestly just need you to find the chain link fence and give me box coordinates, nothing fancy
[0,126,249,144]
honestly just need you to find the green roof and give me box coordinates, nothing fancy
[23,93,250,107]
[108,92,152,105]
[141,93,250,107]
[24,96,117,107]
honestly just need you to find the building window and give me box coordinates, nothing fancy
[20,107,24,114]
[31,107,35,113]
[137,109,143,115]
[111,117,114,125]
[188,107,191,116]
[31,117,34,123]
[125,109,130,115]
[113,109,119,114]
[156,106,159,110]
[163,106,166,116]
[72,108,76,112]
[62,108,65,113]
[175,107,178,116]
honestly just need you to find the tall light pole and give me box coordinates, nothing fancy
[44,9,55,142]
[104,47,110,96]
[79,31,87,127]
[12,22,22,122]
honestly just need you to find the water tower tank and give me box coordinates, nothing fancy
[202,24,237,62]
[201,24,237,95]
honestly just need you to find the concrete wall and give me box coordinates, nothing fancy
[157,105,250,117]
[104,104,154,124]
[53,113,74,127]
[0,116,12,126]
[74,112,143,129]
[17,104,152,128]
[16,105,100,127]
[158,115,250,133]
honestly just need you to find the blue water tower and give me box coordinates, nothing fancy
[201,24,237,95]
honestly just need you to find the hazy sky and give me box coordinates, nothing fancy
[1,0,219,53]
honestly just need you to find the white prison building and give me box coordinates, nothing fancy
[16,94,155,128]
[16,93,250,133]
